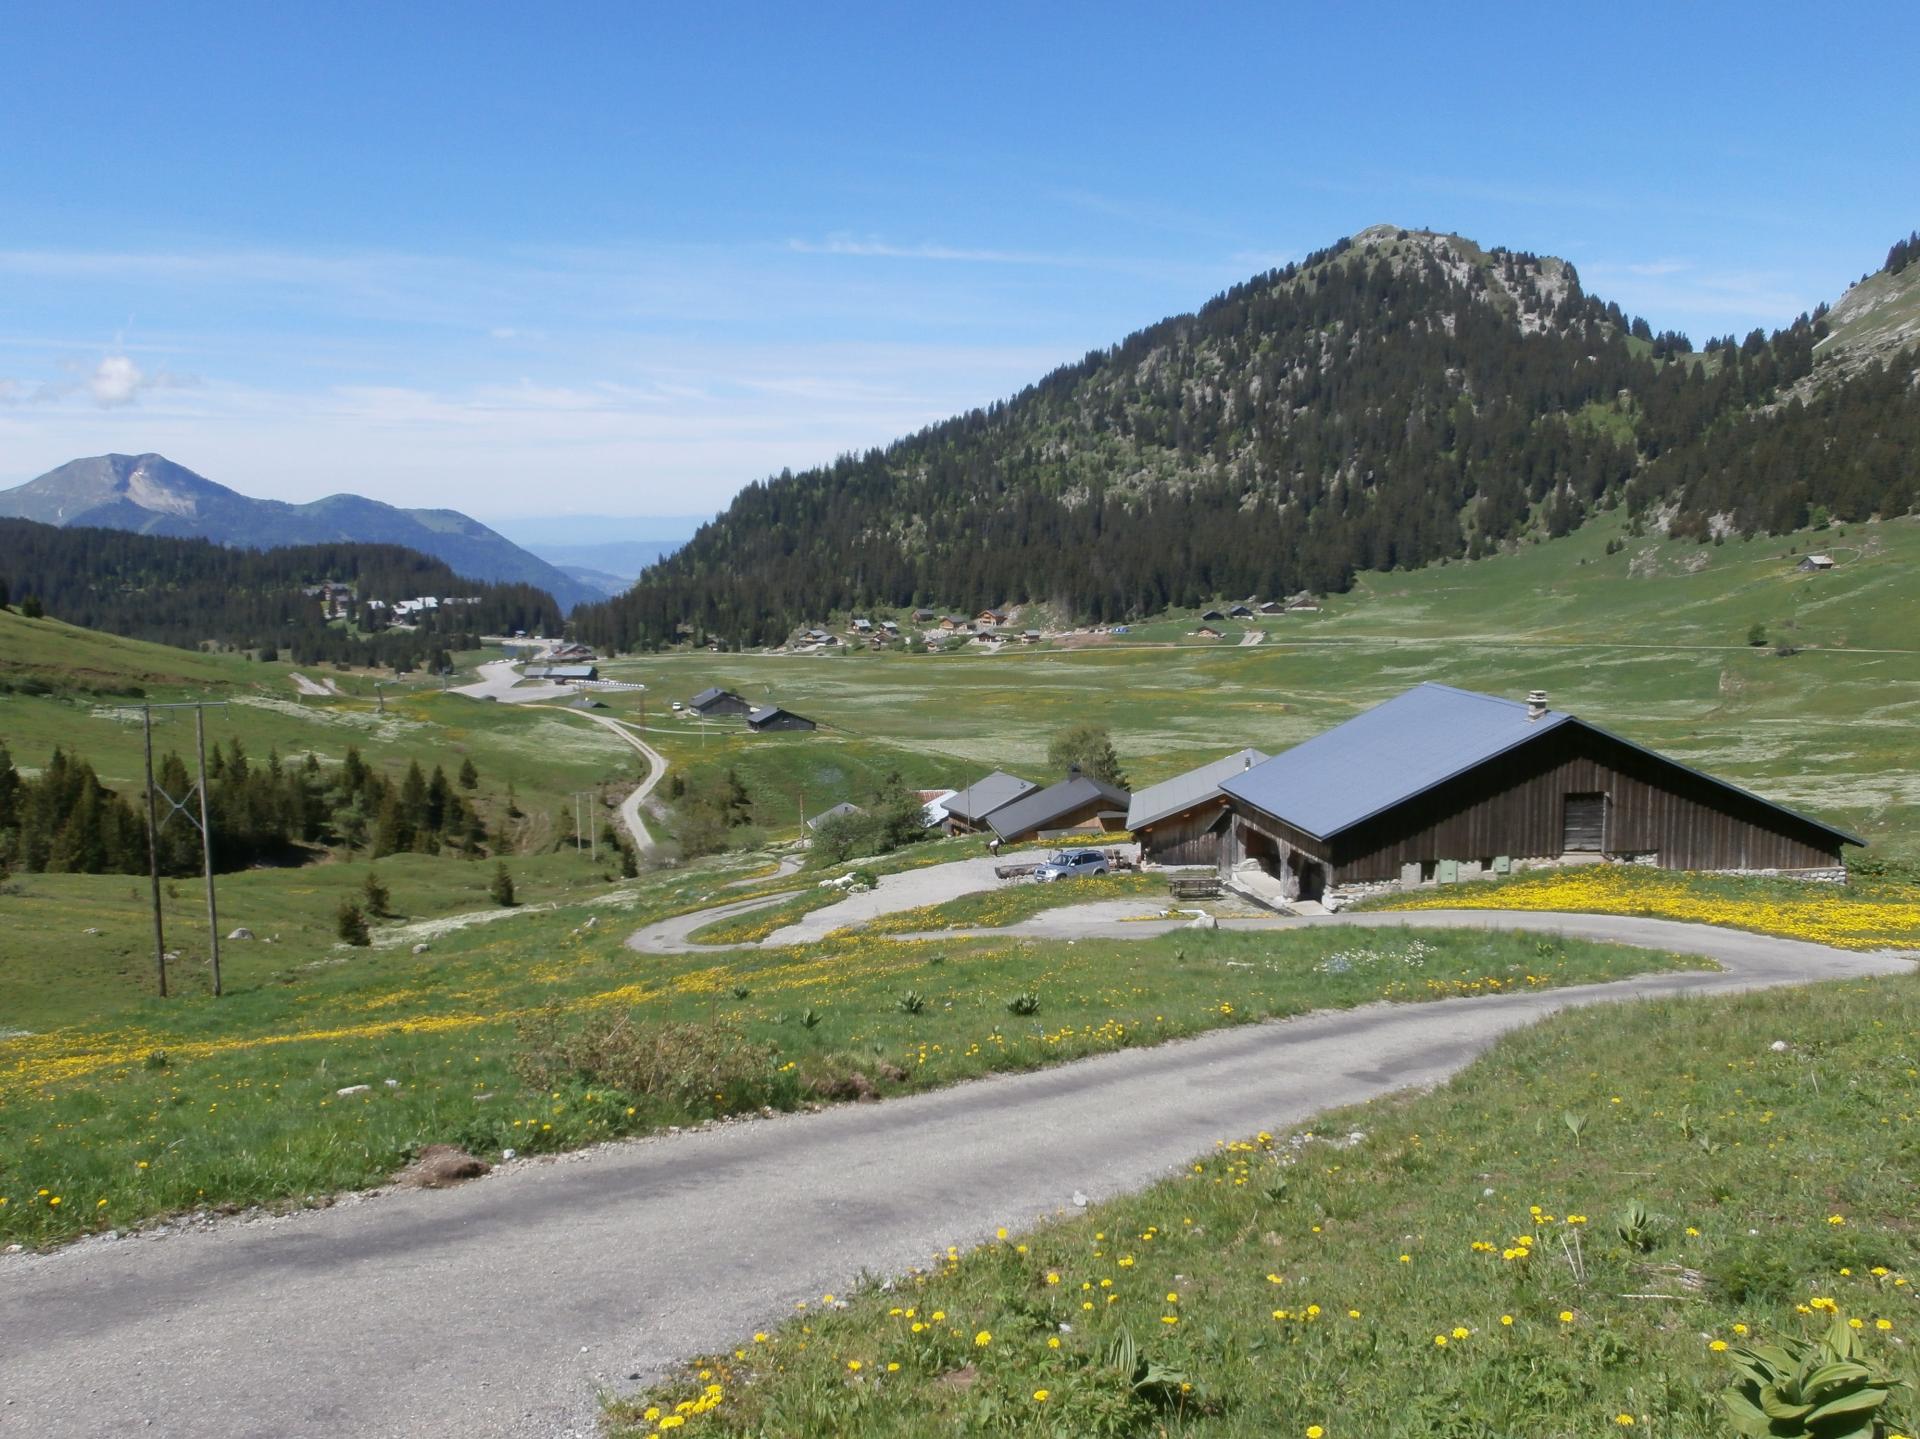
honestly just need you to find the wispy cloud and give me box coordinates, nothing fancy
[786,233,1075,265]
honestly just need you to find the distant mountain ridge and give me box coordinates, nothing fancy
[0,454,595,611]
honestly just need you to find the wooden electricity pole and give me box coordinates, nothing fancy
[129,701,230,997]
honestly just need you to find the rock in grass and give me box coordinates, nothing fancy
[394,1144,491,1189]
[227,927,254,940]
[336,1084,370,1096]
[411,942,431,955]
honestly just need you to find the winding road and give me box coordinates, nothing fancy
[532,706,669,853]
[1,889,1909,1438]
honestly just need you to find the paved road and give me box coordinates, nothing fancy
[532,707,668,853]
[2,912,1907,1439]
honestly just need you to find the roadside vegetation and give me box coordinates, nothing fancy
[608,973,1920,1438]
[1371,861,1920,951]
[0,904,1699,1247]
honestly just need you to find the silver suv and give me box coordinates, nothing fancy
[1035,849,1109,882]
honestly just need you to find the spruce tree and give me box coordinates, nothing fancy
[489,861,516,907]
[457,757,479,790]
[336,901,371,947]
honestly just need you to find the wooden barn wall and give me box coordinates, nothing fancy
[1140,803,1231,866]
[1004,798,1129,843]
[1220,807,1334,872]
[1321,726,1844,881]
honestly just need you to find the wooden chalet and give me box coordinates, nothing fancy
[986,768,1132,844]
[688,687,752,717]
[746,704,817,733]
[1217,684,1861,901]
[1127,748,1269,865]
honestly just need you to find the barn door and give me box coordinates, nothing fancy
[1562,792,1607,852]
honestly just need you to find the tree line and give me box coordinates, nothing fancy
[0,739,494,878]
[0,520,560,668]
[570,229,1917,651]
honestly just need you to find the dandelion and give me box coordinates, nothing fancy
[1047,1337,1061,1349]
[1828,1215,1847,1226]
[1710,1339,1728,1352]
[846,1359,862,1372]
[1500,1314,1514,1327]
[1732,1323,1748,1335]
[1307,1429,1325,1439]
[974,1330,991,1347]
[1559,1311,1575,1324]
[1877,1319,1893,1331]
[1451,1327,1470,1340]
[1615,1417,1635,1428]
[1045,1272,1059,1285]
[1032,1389,1050,1403]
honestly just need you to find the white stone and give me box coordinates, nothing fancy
[411,943,431,955]
[501,1148,516,1160]
[1071,1190,1089,1207]
[336,1084,370,1096]
[227,927,254,941]
[383,1079,400,1089]
[1770,1040,1790,1052]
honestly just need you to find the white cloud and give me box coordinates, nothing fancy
[88,354,146,407]
[787,233,1075,265]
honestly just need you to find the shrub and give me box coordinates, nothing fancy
[336,901,371,947]
[512,1008,784,1112]
[489,861,516,907]
[362,869,392,918]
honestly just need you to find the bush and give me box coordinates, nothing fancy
[489,861,516,907]
[362,869,391,918]
[336,901,371,946]
[512,1008,786,1112]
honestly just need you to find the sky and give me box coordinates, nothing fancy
[2,2,1915,528]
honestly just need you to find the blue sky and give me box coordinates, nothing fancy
[2,2,1914,525]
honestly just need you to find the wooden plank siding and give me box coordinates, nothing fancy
[1138,802,1233,866]
[1229,723,1847,883]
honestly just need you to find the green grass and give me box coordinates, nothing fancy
[590,513,1920,857]
[608,972,1920,1438]
[0,906,1699,1247]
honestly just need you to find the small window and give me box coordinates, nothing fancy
[1563,793,1607,852]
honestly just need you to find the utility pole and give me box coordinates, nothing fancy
[374,680,387,715]
[127,701,230,997]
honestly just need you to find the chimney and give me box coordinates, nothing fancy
[1526,690,1549,722]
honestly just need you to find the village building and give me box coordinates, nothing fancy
[522,663,598,681]
[687,687,752,717]
[747,704,816,733]
[806,801,864,831]
[1199,608,1226,621]
[986,768,1132,844]
[1195,625,1224,639]
[978,607,1010,626]
[917,788,959,827]
[942,771,1038,834]
[1798,554,1836,571]
[1216,683,1860,903]
[911,608,936,623]
[1257,600,1285,615]
[1127,748,1270,866]
[1228,604,1255,619]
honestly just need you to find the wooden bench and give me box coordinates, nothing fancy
[1168,874,1222,900]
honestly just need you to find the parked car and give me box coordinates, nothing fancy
[1035,848,1110,882]
[671,701,684,711]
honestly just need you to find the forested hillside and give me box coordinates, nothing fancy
[573,225,1919,651]
[0,520,560,668]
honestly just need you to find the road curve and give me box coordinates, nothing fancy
[532,706,668,853]
[0,915,1908,1439]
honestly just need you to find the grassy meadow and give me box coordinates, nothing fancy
[609,972,1920,1439]
[592,511,1920,858]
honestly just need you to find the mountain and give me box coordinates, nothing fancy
[0,454,597,611]
[572,224,1919,652]
[0,518,561,667]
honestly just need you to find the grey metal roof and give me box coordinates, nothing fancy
[747,704,810,726]
[1126,747,1270,831]
[806,801,864,830]
[688,686,738,707]
[1221,683,1863,845]
[943,770,1036,823]
[988,773,1132,841]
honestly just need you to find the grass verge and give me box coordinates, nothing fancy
[0,922,1698,1248]
[1368,865,1920,951]
[607,972,1920,1438]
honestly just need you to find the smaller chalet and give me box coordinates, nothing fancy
[1127,747,1269,865]
[1798,554,1835,571]
[911,608,936,623]
[806,801,864,832]
[942,771,1037,834]
[986,768,1132,844]
[747,704,816,733]
[1196,625,1224,639]
[1199,608,1225,621]
[688,687,752,717]
[851,618,873,633]
[978,607,1010,626]
[1228,604,1255,619]
[1258,600,1284,615]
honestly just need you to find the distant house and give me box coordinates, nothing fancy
[978,607,1010,626]
[1258,600,1285,615]
[1199,608,1225,621]
[1195,625,1224,639]
[942,771,1038,835]
[549,642,596,661]
[918,788,959,828]
[688,687,752,717]
[806,801,864,832]
[986,768,1133,844]
[1228,604,1255,619]
[939,616,970,631]
[747,704,816,733]
[851,618,873,633]
[880,619,900,634]
[1020,628,1041,643]
[523,663,598,681]
[1798,554,1835,571]
[1127,747,1269,866]
[1217,683,1861,902]
[1285,591,1322,612]
[911,608,937,623]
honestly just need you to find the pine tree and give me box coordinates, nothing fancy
[336,901,371,947]
[457,757,478,790]
[489,861,516,907]
[362,868,391,918]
